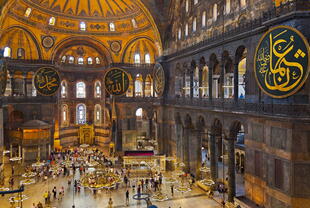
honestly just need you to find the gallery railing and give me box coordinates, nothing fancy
[1,96,57,104]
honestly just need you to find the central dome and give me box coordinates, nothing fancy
[24,0,140,20]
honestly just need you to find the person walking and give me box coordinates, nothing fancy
[52,186,57,199]
[31,203,36,208]
[125,190,129,206]
[170,184,174,196]
[43,191,48,204]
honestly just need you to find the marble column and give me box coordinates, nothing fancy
[183,128,190,172]
[10,144,12,158]
[208,64,213,100]
[209,134,217,181]
[234,63,239,102]
[190,70,194,98]
[23,73,27,96]
[38,146,41,160]
[227,138,236,202]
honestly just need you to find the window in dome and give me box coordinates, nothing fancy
[178,28,182,40]
[24,8,32,17]
[87,57,93,65]
[193,17,197,32]
[132,19,138,28]
[3,47,11,58]
[80,22,86,31]
[185,0,189,12]
[49,17,56,26]
[145,54,151,64]
[202,11,206,27]
[61,56,66,63]
[109,22,115,31]
[185,24,189,37]
[76,104,86,124]
[17,48,25,59]
[76,82,86,98]
[78,57,84,65]
[95,57,101,64]
[69,56,74,64]
[134,54,141,64]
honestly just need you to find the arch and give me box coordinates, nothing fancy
[61,104,69,127]
[134,74,143,97]
[145,74,153,97]
[94,80,101,98]
[76,103,86,124]
[76,81,86,98]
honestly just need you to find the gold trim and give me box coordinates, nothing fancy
[103,67,130,97]
[32,67,61,96]
[254,25,310,99]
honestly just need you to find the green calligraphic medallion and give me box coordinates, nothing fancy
[254,25,310,98]
[104,68,129,96]
[153,63,165,96]
[0,60,7,96]
[33,67,60,96]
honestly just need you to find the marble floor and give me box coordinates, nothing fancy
[0,164,221,208]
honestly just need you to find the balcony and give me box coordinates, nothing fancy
[1,96,57,104]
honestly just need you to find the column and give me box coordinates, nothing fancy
[142,79,145,97]
[38,146,41,160]
[183,128,190,172]
[23,73,27,96]
[190,69,194,98]
[198,66,203,98]
[48,144,51,156]
[220,62,225,99]
[10,144,12,158]
[132,78,136,98]
[10,75,14,96]
[22,147,25,164]
[18,145,21,157]
[208,64,213,100]
[209,134,217,180]
[227,138,236,202]
[234,63,239,102]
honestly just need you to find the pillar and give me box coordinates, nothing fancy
[10,75,14,96]
[38,146,41,160]
[208,64,213,100]
[234,63,239,102]
[227,138,236,202]
[209,134,217,180]
[142,79,145,97]
[132,78,136,97]
[190,70,194,98]
[18,145,21,157]
[10,144,12,158]
[183,128,191,172]
[23,73,27,96]
[48,144,51,156]
[22,147,25,164]
[198,66,203,98]
[220,62,225,99]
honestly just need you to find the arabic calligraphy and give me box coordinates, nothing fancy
[104,68,129,96]
[154,63,165,96]
[255,26,309,98]
[34,67,60,96]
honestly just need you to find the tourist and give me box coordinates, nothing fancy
[52,186,57,199]
[137,185,141,198]
[171,184,174,196]
[43,191,48,204]
[37,202,43,208]
[31,202,36,208]
[126,190,129,206]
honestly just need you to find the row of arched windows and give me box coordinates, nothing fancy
[61,56,101,65]
[134,53,152,64]
[3,47,25,59]
[62,104,109,125]
[61,81,101,99]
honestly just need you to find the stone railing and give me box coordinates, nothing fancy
[1,96,57,104]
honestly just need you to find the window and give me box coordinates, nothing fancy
[213,4,218,21]
[193,17,197,32]
[109,22,115,31]
[145,54,151,64]
[185,0,189,12]
[76,104,86,124]
[61,56,66,63]
[69,56,74,64]
[49,17,56,26]
[78,57,84,65]
[178,28,182,40]
[94,104,101,124]
[3,47,11,58]
[76,82,86,98]
[62,104,69,126]
[61,81,67,98]
[17,48,25,59]
[95,57,100,64]
[240,0,246,8]
[194,0,198,5]
[185,24,189,37]
[132,19,137,28]
[225,0,231,14]
[87,57,93,65]
[135,74,143,97]
[136,108,143,119]
[94,81,101,98]
[80,22,86,31]
[202,11,206,27]
[134,54,141,64]
[24,8,32,17]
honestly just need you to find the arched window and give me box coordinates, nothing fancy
[185,0,189,12]
[17,48,25,59]
[76,104,86,124]
[213,4,218,21]
[78,57,84,65]
[132,19,137,28]
[193,17,197,32]
[62,104,69,126]
[193,66,199,97]
[136,108,143,120]
[69,56,74,64]
[94,104,101,125]
[224,62,234,98]
[225,0,231,14]
[202,11,206,27]
[240,0,246,8]
[95,57,100,64]
[24,8,32,17]
[76,82,86,98]
[49,17,56,26]
[145,75,153,97]
[185,23,189,37]
[3,47,11,58]
[61,56,66,63]
[212,64,221,98]
[61,80,68,98]
[201,66,209,98]
[134,54,141,64]
[145,54,151,64]
[135,74,143,97]
[80,22,86,31]
[109,22,115,31]
[87,57,93,65]
[238,58,246,99]
[94,81,101,98]
[178,28,182,40]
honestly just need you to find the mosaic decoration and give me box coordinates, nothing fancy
[42,36,54,48]
[110,41,122,54]
[104,68,129,96]
[0,59,7,96]
[33,67,60,96]
[153,63,165,96]
[254,25,310,98]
